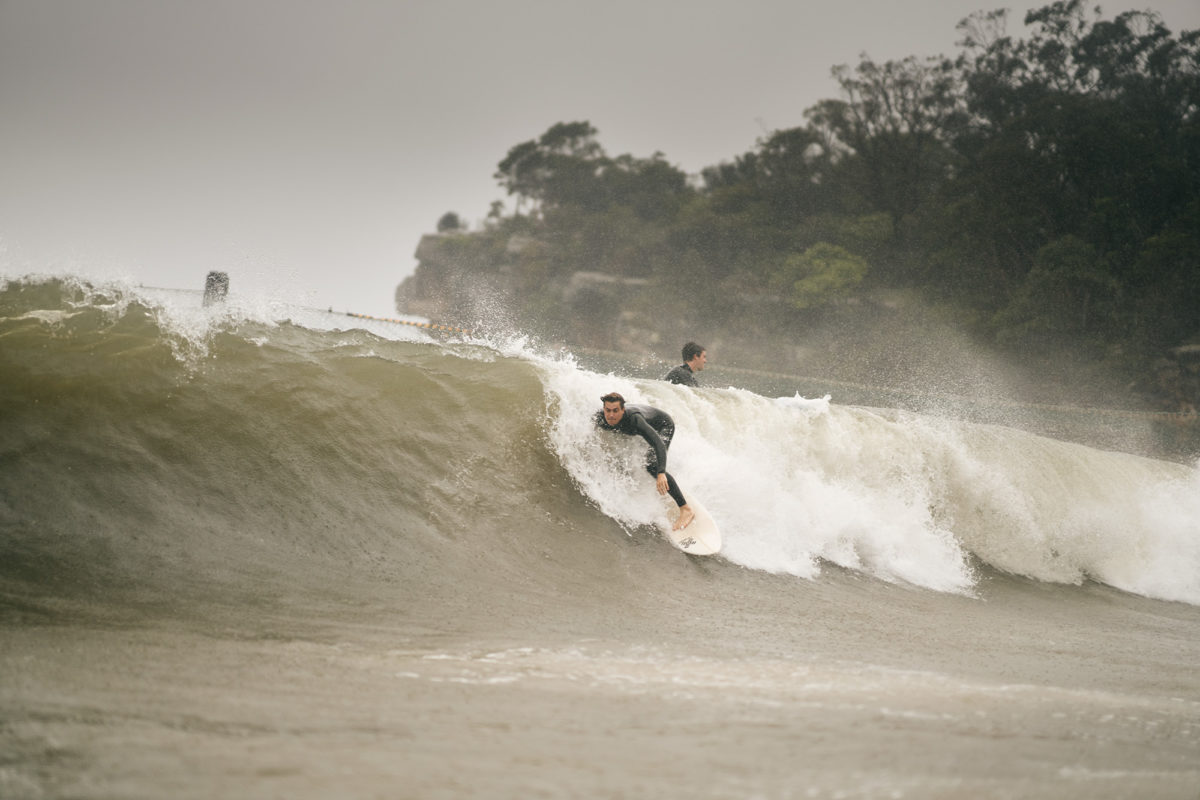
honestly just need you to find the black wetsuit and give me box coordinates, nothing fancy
[664,364,697,387]
[594,404,687,507]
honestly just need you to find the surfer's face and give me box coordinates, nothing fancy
[602,401,625,426]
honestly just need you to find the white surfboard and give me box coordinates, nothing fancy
[660,497,722,556]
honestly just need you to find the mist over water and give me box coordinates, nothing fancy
[3,274,1199,799]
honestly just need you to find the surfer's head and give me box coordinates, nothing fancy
[601,392,626,426]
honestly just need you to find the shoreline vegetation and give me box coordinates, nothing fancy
[396,1,1199,457]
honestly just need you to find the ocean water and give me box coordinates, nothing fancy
[2,275,1198,799]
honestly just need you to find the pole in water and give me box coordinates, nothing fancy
[203,271,229,306]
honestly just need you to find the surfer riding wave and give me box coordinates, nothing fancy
[594,392,695,530]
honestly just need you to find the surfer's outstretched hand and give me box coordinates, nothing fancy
[655,474,670,495]
[673,505,695,531]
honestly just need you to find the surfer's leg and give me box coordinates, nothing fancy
[643,452,693,529]
[673,500,695,531]
[663,472,687,507]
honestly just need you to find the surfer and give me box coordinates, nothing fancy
[664,342,706,387]
[595,393,695,530]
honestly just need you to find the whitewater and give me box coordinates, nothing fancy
[2,274,1199,799]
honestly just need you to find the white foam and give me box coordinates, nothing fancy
[534,354,1200,603]
[939,424,1200,603]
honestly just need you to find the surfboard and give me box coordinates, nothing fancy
[661,497,722,556]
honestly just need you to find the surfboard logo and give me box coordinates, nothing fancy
[679,537,697,549]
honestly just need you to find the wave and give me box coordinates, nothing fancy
[2,275,1198,613]
[541,353,1200,603]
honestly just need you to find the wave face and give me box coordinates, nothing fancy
[2,275,1199,622]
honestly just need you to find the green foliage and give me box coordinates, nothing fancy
[931,0,1200,350]
[992,235,1120,347]
[797,213,893,267]
[1126,208,1200,349]
[493,121,691,219]
[409,2,1199,389]
[752,127,836,223]
[771,243,870,309]
[806,54,966,231]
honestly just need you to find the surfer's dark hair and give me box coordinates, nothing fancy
[601,392,625,407]
[682,341,705,362]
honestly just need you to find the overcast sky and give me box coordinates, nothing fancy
[2,0,1198,317]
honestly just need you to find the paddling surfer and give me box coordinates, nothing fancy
[595,392,695,530]
[664,342,707,387]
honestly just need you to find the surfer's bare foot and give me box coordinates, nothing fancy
[673,506,695,531]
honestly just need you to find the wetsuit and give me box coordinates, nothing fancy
[664,364,697,387]
[594,404,687,507]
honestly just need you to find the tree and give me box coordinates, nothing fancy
[770,242,870,310]
[410,2,1199,412]
[1126,209,1200,349]
[752,126,837,223]
[436,212,463,232]
[493,121,608,214]
[600,152,691,222]
[944,1,1200,340]
[992,234,1119,347]
[805,54,966,236]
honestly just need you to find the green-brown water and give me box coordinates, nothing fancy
[2,277,1198,799]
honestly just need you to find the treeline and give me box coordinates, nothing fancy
[402,1,1199,400]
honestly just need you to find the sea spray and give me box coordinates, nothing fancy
[534,348,1199,602]
[541,368,976,592]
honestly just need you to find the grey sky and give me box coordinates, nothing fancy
[2,1,1198,317]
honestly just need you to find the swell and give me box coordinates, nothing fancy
[0,279,626,625]
[2,276,1198,620]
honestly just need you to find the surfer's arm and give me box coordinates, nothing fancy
[633,416,668,473]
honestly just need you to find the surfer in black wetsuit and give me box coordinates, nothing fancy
[664,341,707,387]
[595,392,695,530]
